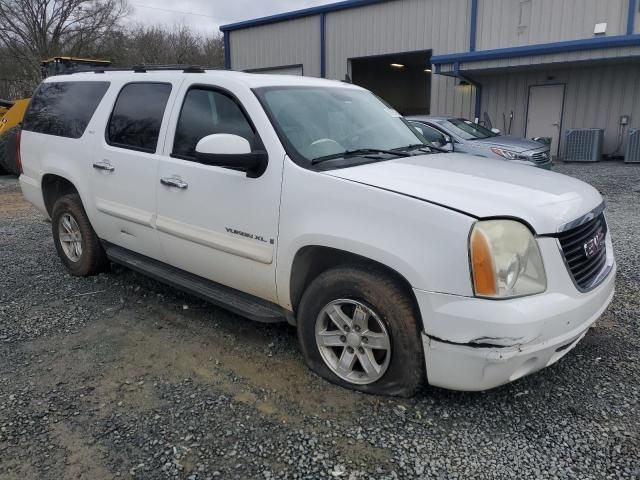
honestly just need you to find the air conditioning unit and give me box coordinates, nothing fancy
[563,128,604,162]
[624,128,640,163]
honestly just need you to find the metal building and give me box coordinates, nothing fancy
[220,0,640,158]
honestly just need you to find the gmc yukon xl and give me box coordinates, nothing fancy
[18,68,615,396]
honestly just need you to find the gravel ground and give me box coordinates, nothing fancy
[0,162,639,480]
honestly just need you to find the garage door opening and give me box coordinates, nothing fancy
[350,50,431,116]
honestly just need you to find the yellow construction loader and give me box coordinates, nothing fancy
[0,57,111,174]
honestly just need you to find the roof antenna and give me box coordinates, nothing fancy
[343,74,352,84]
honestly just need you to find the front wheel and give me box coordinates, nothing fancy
[297,266,425,397]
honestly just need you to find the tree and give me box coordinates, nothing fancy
[0,0,130,81]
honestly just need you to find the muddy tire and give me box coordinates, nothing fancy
[297,265,424,397]
[0,126,20,175]
[51,194,109,276]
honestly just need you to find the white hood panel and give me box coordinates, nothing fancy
[325,154,603,234]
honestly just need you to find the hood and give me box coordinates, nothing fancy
[473,135,547,153]
[325,153,602,234]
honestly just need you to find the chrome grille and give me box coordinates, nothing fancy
[531,150,551,163]
[558,213,608,290]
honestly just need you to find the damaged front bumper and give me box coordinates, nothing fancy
[413,260,616,392]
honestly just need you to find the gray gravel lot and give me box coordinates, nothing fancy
[0,162,639,480]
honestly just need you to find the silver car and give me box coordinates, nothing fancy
[408,116,552,169]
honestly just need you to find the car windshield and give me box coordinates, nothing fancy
[254,86,429,168]
[439,118,498,140]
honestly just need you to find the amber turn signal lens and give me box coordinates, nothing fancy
[470,228,497,296]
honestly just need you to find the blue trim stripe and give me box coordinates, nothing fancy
[432,34,640,65]
[223,31,231,69]
[220,0,388,32]
[320,13,327,78]
[469,0,478,52]
[628,0,638,35]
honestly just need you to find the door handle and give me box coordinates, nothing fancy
[93,161,115,172]
[160,177,188,189]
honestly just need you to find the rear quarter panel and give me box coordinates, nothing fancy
[20,106,105,221]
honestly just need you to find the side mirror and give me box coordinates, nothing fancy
[414,126,424,135]
[444,135,452,144]
[442,141,454,152]
[491,128,501,135]
[195,134,268,178]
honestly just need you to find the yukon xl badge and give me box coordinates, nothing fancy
[583,231,605,258]
[226,227,274,245]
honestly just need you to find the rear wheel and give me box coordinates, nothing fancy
[51,194,109,276]
[297,265,424,397]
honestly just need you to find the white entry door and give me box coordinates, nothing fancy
[526,84,565,157]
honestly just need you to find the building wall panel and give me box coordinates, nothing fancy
[477,62,640,155]
[324,0,470,80]
[229,15,321,77]
[477,0,629,51]
[430,75,476,119]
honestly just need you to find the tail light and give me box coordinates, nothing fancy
[15,128,22,174]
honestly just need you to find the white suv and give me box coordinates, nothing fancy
[18,68,615,396]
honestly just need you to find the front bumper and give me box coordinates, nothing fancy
[414,250,616,391]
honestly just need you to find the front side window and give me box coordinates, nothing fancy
[254,86,428,169]
[22,81,110,139]
[438,118,497,140]
[411,122,447,145]
[173,88,256,160]
[107,83,172,152]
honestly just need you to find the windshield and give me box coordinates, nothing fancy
[438,118,498,140]
[254,86,428,168]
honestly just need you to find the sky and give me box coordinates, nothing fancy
[126,0,336,34]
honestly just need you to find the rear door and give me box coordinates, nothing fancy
[90,80,181,260]
[155,79,286,303]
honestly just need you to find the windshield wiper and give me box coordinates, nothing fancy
[393,143,449,154]
[311,148,410,165]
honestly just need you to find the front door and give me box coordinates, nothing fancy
[526,84,565,157]
[155,80,285,303]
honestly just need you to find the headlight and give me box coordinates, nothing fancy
[491,147,528,160]
[469,220,546,298]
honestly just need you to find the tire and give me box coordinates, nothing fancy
[297,265,424,397]
[51,193,109,276]
[0,127,20,175]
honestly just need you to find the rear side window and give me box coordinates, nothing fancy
[172,88,256,159]
[22,81,110,139]
[107,83,172,153]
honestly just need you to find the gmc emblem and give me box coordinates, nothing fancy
[583,231,605,258]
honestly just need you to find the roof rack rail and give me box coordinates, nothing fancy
[66,64,224,75]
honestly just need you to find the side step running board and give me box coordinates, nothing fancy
[104,244,289,324]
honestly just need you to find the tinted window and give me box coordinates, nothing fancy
[22,81,110,139]
[412,122,447,145]
[173,88,255,159]
[107,83,172,152]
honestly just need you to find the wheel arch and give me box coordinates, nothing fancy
[41,174,80,217]
[288,245,422,324]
